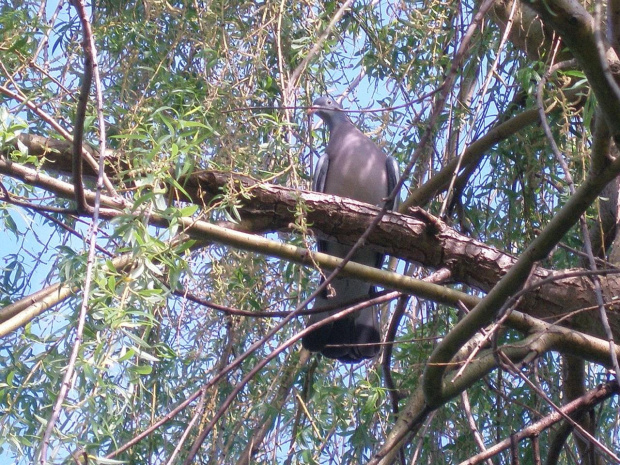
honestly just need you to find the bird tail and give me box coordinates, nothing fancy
[301,278,381,362]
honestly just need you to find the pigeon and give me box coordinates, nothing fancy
[301,96,400,363]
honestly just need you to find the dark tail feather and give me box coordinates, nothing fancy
[302,306,381,363]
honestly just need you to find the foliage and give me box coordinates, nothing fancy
[0,0,618,464]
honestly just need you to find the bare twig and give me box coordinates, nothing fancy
[39,2,110,461]
[181,292,395,464]
[486,355,620,464]
[286,0,354,94]
[461,390,495,465]
[439,0,518,218]
[163,391,206,465]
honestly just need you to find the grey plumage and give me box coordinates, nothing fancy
[302,96,400,363]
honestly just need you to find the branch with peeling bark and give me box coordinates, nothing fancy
[2,134,620,340]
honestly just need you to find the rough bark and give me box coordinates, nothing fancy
[2,134,620,341]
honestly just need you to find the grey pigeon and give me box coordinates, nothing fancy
[302,96,400,363]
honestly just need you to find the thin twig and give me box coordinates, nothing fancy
[39,2,109,462]
[181,292,394,463]
[439,0,518,217]
[163,390,206,465]
[285,0,354,94]
[495,355,620,463]
[461,390,495,465]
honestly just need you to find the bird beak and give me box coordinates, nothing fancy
[307,106,317,115]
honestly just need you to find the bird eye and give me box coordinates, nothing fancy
[327,100,332,105]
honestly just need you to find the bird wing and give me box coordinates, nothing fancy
[312,152,329,193]
[312,152,330,255]
[386,155,400,211]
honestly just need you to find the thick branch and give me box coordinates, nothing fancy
[2,138,620,341]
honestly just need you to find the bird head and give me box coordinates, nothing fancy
[308,96,349,130]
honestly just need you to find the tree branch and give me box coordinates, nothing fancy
[2,140,620,340]
[460,382,619,465]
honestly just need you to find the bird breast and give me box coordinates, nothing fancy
[324,130,388,206]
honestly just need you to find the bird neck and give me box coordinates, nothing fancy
[325,114,352,132]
